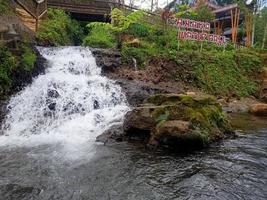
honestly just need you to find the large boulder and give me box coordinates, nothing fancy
[123,93,234,151]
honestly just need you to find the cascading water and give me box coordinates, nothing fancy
[0,46,129,159]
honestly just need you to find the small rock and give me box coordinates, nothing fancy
[250,103,267,116]
[47,89,59,98]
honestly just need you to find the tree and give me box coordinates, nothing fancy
[193,0,215,22]
[175,4,197,18]
[254,7,267,49]
[88,8,145,48]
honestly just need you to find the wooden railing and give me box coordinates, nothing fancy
[47,0,117,15]
[15,0,47,18]
[15,0,48,31]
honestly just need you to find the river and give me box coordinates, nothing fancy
[0,47,266,200]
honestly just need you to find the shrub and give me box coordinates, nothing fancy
[67,19,84,45]
[0,46,15,94]
[83,26,116,48]
[37,9,83,46]
[127,23,150,37]
[191,51,258,97]
[0,0,13,15]
[235,49,261,73]
[21,45,37,71]
[121,47,148,69]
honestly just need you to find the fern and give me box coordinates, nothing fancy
[87,8,145,33]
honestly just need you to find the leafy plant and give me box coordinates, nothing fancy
[192,0,215,22]
[83,26,115,48]
[37,9,84,46]
[87,8,145,48]
[21,45,37,71]
[0,46,15,94]
[0,0,14,15]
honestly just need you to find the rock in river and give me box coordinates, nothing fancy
[123,93,234,151]
[250,103,267,116]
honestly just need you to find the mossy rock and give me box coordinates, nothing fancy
[146,93,218,108]
[123,93,234,151]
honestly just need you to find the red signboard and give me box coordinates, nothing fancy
[167,16,226,46]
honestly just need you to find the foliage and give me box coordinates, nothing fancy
[235,49,261,72]
[255,7,267,49]
[37,9,84,46]
[67,19,84,45]
[81,7,262,98]
[126,23,150,37]
[88,8,145,33]
[192,0,215,22]
[0,46,15,94]
[21,45,37,71]
[0,0,13,15]
[83,26,115,48]
[86,8,145,48]
[175,4,197,18]
[175,50,260,97]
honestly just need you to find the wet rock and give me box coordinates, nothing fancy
[115,79,165,106]
[96,124,124,143]
[93,100,100,109]
[250,103,267,116]
[47,89,59,98]
[124,106,156,134]
[90,48,121,73]
[48,103,56,111]
[123,93,234,151]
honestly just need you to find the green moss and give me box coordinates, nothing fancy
[146,94,183,105]
[148,94,230,144]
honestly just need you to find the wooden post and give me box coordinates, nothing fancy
[245,14,253,47]
[231,8,240,44]
[214,21,223,35]
[35,2,39,32]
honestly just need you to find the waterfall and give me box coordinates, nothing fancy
[0,47,129,155]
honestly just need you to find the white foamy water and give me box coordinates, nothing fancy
[0,47,129,158]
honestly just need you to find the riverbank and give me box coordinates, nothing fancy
[91,48,264,113]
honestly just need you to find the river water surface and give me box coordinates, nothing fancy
[0,47,267,200]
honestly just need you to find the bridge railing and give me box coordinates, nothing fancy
[15,0,47,19]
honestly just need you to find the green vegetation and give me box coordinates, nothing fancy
[83,26,115,48]
[37,9,84,46]
[0,46,16,95]
[0,44,38,96]
[21,45,37,71]
[0,0,14,15]
[85,8,145,48]
[83,7,264,98]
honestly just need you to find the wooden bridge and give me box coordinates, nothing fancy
[14,0,126,31]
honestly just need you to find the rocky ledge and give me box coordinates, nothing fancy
[123,93,234,151]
